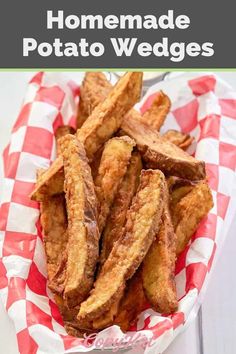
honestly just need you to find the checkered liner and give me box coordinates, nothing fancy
[0,72,236,354]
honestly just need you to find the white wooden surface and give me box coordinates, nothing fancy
[0,72,236,354]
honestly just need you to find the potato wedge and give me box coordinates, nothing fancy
[89,146,104,181]
[77,72,112,128]
[30,157,64,201]
[40,195,68,281]
[114,270,147,332]
[59,134,99,309]
[38,167,68,282]
[76,72,143,161]
[99,151,142,267]
[92,291,125,330]
[163,129,194,151]
[77,169,165,321]
[142,183,178,314]
[55,125,75,155]
[140,91,171,131]
[122,113,206,181]
[95,136,135,232]
[168,177,196,219]
[30,72,142,200]
[172,180,213,255]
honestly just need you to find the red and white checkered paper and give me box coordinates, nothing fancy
[0,72,236,354]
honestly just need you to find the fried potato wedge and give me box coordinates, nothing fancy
[37,169,73,325]
[59,134,99,309]
[92,291,125,330]
[77,169,165,321]
[30,157,64,201]
[114,270,147,332]
[76,72,143,161]
[48,249,67,295]
[38,168,68,282]
[142,183,178,314]
[122,113,206,180]
[30,72,142,200]
[45,125,74,294]
[89,146,104,181]
[172,180,213,255]
[168,177,196,218]
[99,151,142,267]
[77,72,112,128]
[55,125,75,155]
[140,91,171,131]
[31,126,75,201]
[163,129,194,150]
[53,293,78,323]
[40,194,68,281]
[95,136,135,232]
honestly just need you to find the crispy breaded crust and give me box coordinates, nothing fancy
[114,270,147,332]
[76,72,143,161]
[92,291,125,330]
[172,180,213,255]
[53,293,78,323]
[37,167,68,282]
[140,91,171,131]
[77,72,112,128]
[95,136,135,232]
[168,177,196,219]
[30,157,64,201]
[48,247,68,296]
[37,170,74,326]
[89,146,104,181]
[77,169,165,321]
[122,113,206,180]
[99,151,142,267]
[59,134,99,309]
[31,126,75,201]
[40,194,68,281]
[30,72,142,200]
[142,183,178,314]
[163,130,194,150]
[55,125,75,155]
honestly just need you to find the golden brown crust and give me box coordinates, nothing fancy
[122,113,206,181]
[172,180,213,255]
[30,157,64,201]
[89,146,104,181]
[40,194,68,281]
[48,249,68,295]
[55,125,75,155]
[53,293,78,323]
[92,290,125,330]
[76,72,143,161]
[59,134,99,309]
[37,169,74,326]
[30,72,142,200]
[114,270,147,332]
[77,169,165,321]
[168,177,196,218]
[142,183,178,314]
[95,136,135,233]
[162,130,194,151]
[99,151,142,267]
[77,72,112,128]
[140,91,171,131]
[37,166,68,283]
[31,72,214,338]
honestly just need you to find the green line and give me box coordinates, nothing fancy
[0,68,236,72]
